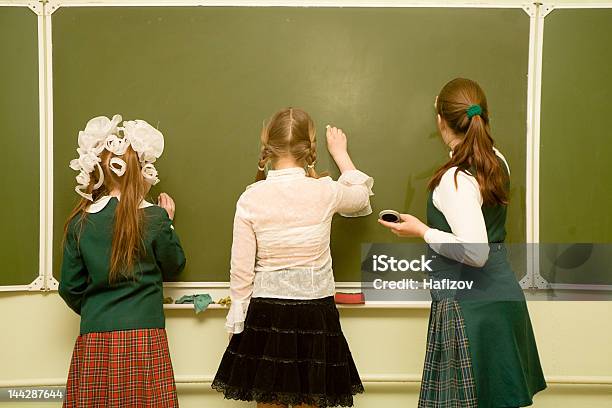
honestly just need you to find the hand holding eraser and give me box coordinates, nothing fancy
[378,210,401,223]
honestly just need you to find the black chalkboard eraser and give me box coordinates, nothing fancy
[379,209,401,223]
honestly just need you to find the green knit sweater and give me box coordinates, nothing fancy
[59,197,186,334]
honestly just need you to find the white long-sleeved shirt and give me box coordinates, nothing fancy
[225,167,374,333]
[424,148,510,267]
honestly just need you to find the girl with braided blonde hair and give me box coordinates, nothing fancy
[255,107,320,181]
[213,107,373,408]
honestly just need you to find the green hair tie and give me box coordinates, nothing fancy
[467,104,482,119]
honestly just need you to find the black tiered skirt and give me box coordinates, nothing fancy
[212,296,364,407]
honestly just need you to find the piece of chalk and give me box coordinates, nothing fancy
[326,125,330,129]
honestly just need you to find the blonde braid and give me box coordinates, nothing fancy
[306,121,318,178]
[256,120,273,181]
[255,145,271,181]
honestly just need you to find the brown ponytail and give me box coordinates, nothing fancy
[255,107,324,181]
[429,78,508,206]
[64,146,147,284]
[107,147,146,283]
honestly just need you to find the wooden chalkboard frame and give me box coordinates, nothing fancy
[0,1,53,291]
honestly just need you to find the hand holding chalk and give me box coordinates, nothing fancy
[326,125,348,159]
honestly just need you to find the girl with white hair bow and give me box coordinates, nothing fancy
[59,114,186,408]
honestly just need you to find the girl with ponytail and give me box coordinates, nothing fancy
[59,115,186,407]
[213,107,373,408]
[429,79,508,207]
[379,79,546,407]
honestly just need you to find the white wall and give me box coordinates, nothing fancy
[1,293,611,407]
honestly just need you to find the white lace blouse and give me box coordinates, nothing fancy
[225,167,374,333]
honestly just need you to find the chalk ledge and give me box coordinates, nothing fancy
[163,301,431,310]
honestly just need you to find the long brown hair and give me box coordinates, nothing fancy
[64,146,146,284]
[428,78,508,206]
[256,107,322,181]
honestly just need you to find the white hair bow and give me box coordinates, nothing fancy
[69,114,165,201]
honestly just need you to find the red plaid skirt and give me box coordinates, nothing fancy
[63,328,178,408]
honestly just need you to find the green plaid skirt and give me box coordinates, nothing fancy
[418,299,477,408]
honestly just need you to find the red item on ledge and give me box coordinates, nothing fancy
[334,292,365,304]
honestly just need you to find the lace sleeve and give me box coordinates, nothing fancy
[334,169,374,217]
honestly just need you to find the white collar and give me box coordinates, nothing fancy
[86,195,155,213]
[266,167,306,179]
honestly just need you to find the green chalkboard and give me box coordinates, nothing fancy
[52,7,529,282]
[539,9,612,285]
[0,7,40,286]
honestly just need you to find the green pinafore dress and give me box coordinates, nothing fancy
[418,168,547,408]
